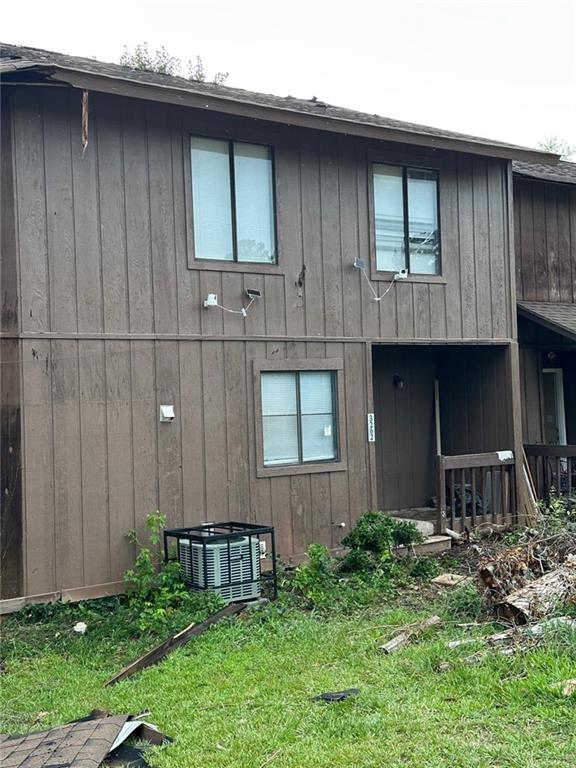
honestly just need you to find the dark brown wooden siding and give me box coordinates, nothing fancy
[519,317,576,445]
[373,345,514,511]
[11,88,515,343]
[514,176,576,303]
[17,338,372,595]
[4,86,518,597]
[1,87,23,599]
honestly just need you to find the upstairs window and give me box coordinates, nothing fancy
[190,137,276,263]
[373,164,440,275]
[261,371,338,466]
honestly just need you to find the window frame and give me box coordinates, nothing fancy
[185,133,281,273]
[253,359,348,478]
[368,155,445,283]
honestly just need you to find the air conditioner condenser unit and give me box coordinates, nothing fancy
[178,535,261,604]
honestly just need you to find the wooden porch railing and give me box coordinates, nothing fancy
[437,451,516,534]
[524,444,576,509]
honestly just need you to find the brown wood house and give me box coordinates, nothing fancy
[513,160,576,502]
[0,43,568,610]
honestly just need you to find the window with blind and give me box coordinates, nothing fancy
[261,370,338,466]
[190,136,276,263]
[373,164,440,275]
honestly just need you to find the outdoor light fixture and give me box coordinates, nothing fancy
[203,289,262,317]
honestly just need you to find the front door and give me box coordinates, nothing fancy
[372,346,437,511]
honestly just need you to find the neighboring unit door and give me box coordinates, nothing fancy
[542,368,567,446]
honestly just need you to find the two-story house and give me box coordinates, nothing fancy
[512,160,576,501]
[0,43,563,610]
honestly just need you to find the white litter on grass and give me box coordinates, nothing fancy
[73,621,87,634]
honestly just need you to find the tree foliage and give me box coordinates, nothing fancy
[538,136,575,161]
[120,42,228,85]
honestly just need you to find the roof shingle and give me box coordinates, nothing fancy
[513,160,576,186]
[0,42,560,163]
[518,301,576,342]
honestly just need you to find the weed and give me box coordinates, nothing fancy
[341,511,423,555]
[286,513,429,611]
[441,582,485,622]
[410,556,441,581]
[124,511,224,634]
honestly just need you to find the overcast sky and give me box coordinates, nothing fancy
[3,0,575,149]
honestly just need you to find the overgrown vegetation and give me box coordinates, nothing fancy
[285,511,431,610]
[538,493,576,534]
[125,511,224,634]
[1,508,575,766]
[119,42,228,85]
[2,596,574,767]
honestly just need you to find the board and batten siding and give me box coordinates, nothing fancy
[17,338,370,596]
[514,176,576,303]
[11,88,515,343]
[3,86,516,597]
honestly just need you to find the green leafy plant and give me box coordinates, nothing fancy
[342,511,423,555]
[119,42,228,85]
[292,544,338,608]
[539,493,576,533]
[287,513,432,612]
[124,511,223,633]
[410,556,441,581]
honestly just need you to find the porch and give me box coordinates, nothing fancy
[517,302,576,510]
[524,444,576,509]
[372,344,518,535]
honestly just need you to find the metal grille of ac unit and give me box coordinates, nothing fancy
[178,536,261,604]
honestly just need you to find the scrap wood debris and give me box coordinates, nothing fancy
[439,505,576,624]
[379,615,441,654]
[105,602,246,685]
[431,573,472,587]
[478,543,576,623]
[0,710,169,768]
[440,616,576,668]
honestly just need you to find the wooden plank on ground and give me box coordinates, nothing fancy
[105,603,246,685]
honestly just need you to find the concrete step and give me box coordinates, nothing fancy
[393,516,435,538]
[394,534,452,557]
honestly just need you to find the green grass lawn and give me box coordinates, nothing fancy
[1,595,575,768]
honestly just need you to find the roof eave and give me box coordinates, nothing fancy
[513,170,576,187]
[518,304,576,343]
[5,61,558,164]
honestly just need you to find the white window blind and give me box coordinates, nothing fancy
[190,137,234,261]
[261,370,337,467]
[234,143,275,263]
[190,137,276,264]
[407,168,439,275]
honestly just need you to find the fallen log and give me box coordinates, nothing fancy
[496,557,576,623]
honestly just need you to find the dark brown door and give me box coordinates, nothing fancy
[373,347,437,511]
